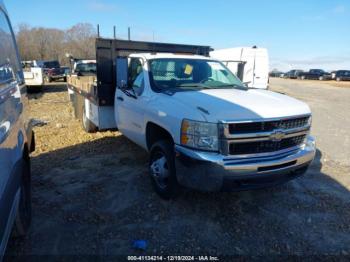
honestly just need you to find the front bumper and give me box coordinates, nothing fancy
[175,136,316,192]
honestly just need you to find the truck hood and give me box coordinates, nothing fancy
[172,89,311,122]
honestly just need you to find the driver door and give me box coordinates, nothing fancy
[115,57,147,148]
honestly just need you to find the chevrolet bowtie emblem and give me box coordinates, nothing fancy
[270,130,286,142]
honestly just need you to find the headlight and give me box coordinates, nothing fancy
[181,119,219,151]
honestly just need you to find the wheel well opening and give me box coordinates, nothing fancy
[146,122,173,150]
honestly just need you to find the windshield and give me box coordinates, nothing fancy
[76,62,96,73]
[148,58,246,92]
[43,61,60,68]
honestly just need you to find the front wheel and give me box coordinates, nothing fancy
[319,76,324,81]
[14,159,32,237]
[149,140,180,199]
[336,77,341,82]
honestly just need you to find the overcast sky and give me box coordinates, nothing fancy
[5,0,350,72]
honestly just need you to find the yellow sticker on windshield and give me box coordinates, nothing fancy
[184,64,193,75]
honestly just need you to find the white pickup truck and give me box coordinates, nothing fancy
[68,39,316,199]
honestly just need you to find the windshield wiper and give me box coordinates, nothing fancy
[176,83,212,89]
[216,84,248,90]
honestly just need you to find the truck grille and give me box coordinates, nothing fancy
[228,116,310,134]
[229,135,306,155]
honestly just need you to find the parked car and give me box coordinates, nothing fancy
[67,60,96,102]
[331,71,337,80]
[284,70,304,79]
[73,60,96,76]
[41,60,66,82]
[269,71,284,78]
[0,0,34,256]
[68,39,316,199]
[299,69,332,80]
[335,70,350,81]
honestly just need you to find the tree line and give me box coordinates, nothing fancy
[16,23,97,66]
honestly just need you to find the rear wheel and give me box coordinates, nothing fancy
[300,76,305,80]
[336,77,341,82]
[14,158,32,237]
[149,140,180,199]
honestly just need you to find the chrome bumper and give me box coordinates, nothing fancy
[175,136,316,191]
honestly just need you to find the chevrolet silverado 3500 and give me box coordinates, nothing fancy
[68,39,316,199]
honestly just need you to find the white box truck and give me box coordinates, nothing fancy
[22,61,44,92]
[210,46,269,89]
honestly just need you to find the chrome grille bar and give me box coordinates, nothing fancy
[219,115,311,156]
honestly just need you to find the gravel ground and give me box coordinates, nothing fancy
[4,80,350,258]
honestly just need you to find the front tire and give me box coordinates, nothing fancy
[319,76,324,81]
[336,77,341,82]
[149,140,180,199]
[300,76,305,80]
[14,159,32,237]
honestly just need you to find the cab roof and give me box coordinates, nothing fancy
[129,52,212,61]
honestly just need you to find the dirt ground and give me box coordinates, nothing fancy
[4,80,350,258]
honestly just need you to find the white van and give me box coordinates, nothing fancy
[211,46,269,89]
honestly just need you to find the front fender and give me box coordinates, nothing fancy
[144,95,206,145]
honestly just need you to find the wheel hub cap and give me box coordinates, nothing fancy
[150,156,169,189]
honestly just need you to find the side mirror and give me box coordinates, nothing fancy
[120,80,128,90]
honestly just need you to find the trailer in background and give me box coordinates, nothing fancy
[67,38,212,132]
[210,46,269,89]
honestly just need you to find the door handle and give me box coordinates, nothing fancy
[117,96,124,102]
